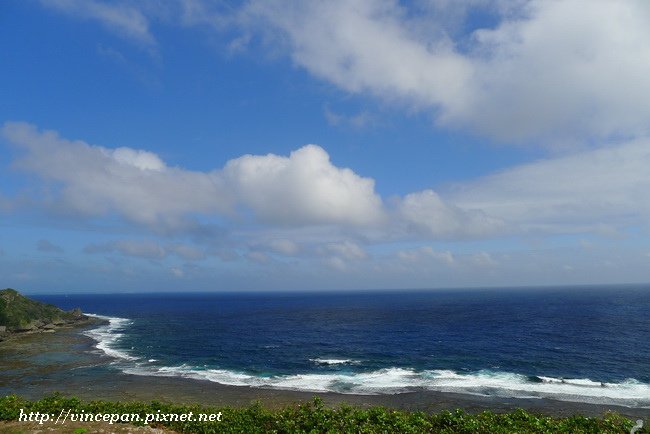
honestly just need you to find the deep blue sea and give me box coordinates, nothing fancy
[35,285,650,407]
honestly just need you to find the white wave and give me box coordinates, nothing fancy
[421,370,650,407]
[84,314,137,361]
[120,363,650,407]
[310,358,361,366]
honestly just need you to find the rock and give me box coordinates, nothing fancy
[14,321,39,333]
[70,308,84,319]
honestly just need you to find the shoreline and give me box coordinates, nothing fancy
[0,314,107,344]
[1,327,649,420]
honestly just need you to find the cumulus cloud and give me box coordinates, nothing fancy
[9,120,650,244]
[3,122,229,231]
[3,123,394,231]
[7,121,650,244]
[222,144,385,226]
[111,147,165,171]
[396,189,504,239]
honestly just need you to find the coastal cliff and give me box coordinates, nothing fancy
[0,288,99,341]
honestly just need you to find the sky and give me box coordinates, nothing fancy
[2,0,650,293]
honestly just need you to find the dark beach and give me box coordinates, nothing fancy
[1,326,648,421]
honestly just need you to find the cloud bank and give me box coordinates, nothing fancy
[3,122,494,241]
[4,121,650,249]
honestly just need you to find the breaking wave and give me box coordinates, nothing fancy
[84,314,138,361]
[85,317,650,408]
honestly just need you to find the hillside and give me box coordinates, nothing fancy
[0,288,89,337]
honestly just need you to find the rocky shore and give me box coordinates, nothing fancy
[0,288,106,343]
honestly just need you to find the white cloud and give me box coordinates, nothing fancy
[3,122,393,231]
[110,147,165,171]
[2,122,385,229]
[459,0,650,142]
[244,0,472,112]
[11,121,650,248]
[222,144,385,226]
[396,189,504,239]
[4,123,392,232]
[42,0,156,48]
[3,122,229,231]
[450,138,650,234]
[36,1,650,144]
[241,0,650,144]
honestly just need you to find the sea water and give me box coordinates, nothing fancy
[35,285,650,407]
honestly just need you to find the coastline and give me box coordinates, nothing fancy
[0,315,107,344]
[1,327,649,421]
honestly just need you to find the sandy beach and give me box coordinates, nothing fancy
[1,326,648,421]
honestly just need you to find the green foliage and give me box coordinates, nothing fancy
[0,288,75,328]
[0,297,8,326]
[0,393,645,433]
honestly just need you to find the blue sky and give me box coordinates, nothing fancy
[2,0,650,293]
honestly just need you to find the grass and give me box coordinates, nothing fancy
[0,393,645,433]
[0,288,77,329]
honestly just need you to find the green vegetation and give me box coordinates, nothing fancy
[0,394,644,433]
[0,288,80,330]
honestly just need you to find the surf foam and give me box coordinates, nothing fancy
[82,317,650,407]
[120,364,650,407]
[310,358,361,366]
[84,314,138,361]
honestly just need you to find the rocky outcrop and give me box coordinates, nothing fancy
[0,288,103,342]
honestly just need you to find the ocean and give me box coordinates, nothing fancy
[34,285,650,408]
